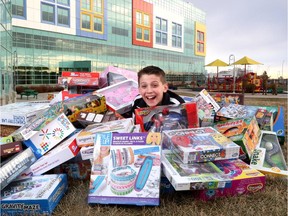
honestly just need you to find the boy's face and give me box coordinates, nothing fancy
[138,74,168,107]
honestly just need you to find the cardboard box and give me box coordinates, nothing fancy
[1,174,67,215]
[216,104,258,120]
[76,118,134,147]
[214,116,261,160]
[162,151,265,191]
[97,79,139,114]
[23,113,76,159]
[0,135,14,144]
[212,93,244,107]
[19,132,80,178]
[0,141,23,157]
[88,132,161,206]
[250,130,288,176]
[135,102,198,132]
[162,127,240,163]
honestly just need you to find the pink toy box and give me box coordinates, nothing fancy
[96,79,139,114]
[162,127,240,164]
[135,102,199,132]
[1,174,67,215]
[88,132,162,206]
[162,150,265,191]
[250,130,288,177]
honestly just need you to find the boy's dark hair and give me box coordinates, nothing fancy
[138,66,166,83]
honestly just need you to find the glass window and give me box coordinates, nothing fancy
[42,4,55,23]
[143,14,149,26]
[136,27,142,40]
[136,12,141,24]
[172,22,182,48]
[162,19,167,31]
[156,31,161,43]
[144,29,149,41]
[93,0,102,13]
[12,0,25,18]
[162,33,167,44]
[82,14,91,29]
[82,0,91,10]
[156,17,161,30]
[57,7,69,26]
[155,17,167,45]
[93,17,102,31]
[57,0,69,5]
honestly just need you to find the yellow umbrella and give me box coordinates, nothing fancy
[232,56,262,74]
[205,59,229,79]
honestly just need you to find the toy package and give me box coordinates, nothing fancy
[0,135,14,144]
[0,147,37,190]
[162,150,265,191]
[0,141,23,157]
[212,93,244,107]
[76,118,134,147]
[97,79,139,114]
[24,113,76,159]
[162,127,240,164]
[1,174,67,215]
[195,89,220,127]
[213,116,261,160]
[12,92,106,141]
[255,108,273,131]
[135,102,198,132]
[88,132,162,206]
[250,130,288,176]
[19,131,81,178]
[216,104,258,120]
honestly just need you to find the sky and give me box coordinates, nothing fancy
[190,0,287,78]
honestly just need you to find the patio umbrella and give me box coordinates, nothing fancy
[205,59,229,79]
[232,56,262,75]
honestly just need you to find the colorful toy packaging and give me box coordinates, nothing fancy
[97,79,139,114]
[212,93,244,107]
[88,132,162,206]
[1,174,68,215]
[162,127,240,164]
[1,141,23,158]
[213,116,261,160]
[216,104,258,121]
[161,150,265,191]
[135,102,199,132]
[0,135,14,144]
[250,130,288,176]
[23,113,76,159]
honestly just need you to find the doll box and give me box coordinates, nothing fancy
[135,102,199,133]
[88,132,162,206]
[76,118,134,147]
[161,150,265,191]
[162,127,240,163]
[250,130,288,176]
[0,141,23,157]
[23,113,76,159]
[1,174,67,215]
[0,147,37,190]
[213,116,261,160]
[96,79,139,114]
[19,132,80,178]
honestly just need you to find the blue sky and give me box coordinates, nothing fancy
[191,0,287,78]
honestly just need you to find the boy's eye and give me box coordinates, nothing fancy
[140,85,147,88]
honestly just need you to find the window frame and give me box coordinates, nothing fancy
[197,30,205,53]
[41,1,70,27]
[135,10,151,42]
[171,22,182,48]
[12,0,27,20]
[155,17,167,45]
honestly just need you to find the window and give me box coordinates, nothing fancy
[197,30,205,53]
[172,22,182,48]
[80,0,104,33]
[41,1,70,27]
[155,17,167,45]
[135,11,150,42]
[12,0,26,19]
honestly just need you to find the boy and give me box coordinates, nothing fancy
[129,65,185,118]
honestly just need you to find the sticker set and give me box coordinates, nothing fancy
[161,150,265,191]
[1,174,67,215]
[135,102,198,133]
[88,132,161,206]
[162,127,240,163]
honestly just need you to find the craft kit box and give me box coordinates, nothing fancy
[213,116,261,160]
[24,113,76,159]
[96,79,139,114]
[19,132,81,178]
[12,92,106,141]
[250,130,288,176]
[76,118,134,147]
[0,141,23,157]
[1,174,67,215]
[135,102,198,132]
[162,127,240,164]
[88,132,162,206]
[195,89,220,127]
[162,151,265,191]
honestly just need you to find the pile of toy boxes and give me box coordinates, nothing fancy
[0,69,287,213]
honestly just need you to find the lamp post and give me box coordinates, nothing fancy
[282,60,285,78]
[229,54,236,93]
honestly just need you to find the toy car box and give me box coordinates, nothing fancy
[23,113,76,159]
[96,79,139,114]
[161,150,265,191]
[1,174,67,215]
[135,102,198,132]
[162,127,240,164]
[250,130,288,176]
[88,132,162,206]
[213,116,261,160]
[76,118,134,147]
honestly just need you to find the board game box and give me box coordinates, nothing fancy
[88,132,162,206]
[216,104,258,121]
[162,127,240,163]
[0,141,23,157]
[212,93,244,107]
[1,174,67,215]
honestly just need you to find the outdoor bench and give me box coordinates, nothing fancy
[20,89,39,99]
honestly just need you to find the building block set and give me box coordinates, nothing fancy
[0,81,287,213]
